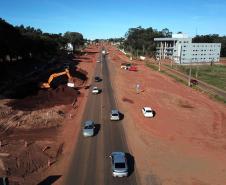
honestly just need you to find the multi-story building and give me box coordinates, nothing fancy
[154,33,221,64]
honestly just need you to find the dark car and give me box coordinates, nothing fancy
[95,76,101,82]
[190,79,198,85]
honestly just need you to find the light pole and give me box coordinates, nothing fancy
[188,60,192,86]
[158,60,161,72]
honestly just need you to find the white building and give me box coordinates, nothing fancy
[154,33,221,64]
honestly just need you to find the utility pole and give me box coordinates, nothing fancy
[188,61,192,86]
[158,60,161,72]
[142,44,145,56]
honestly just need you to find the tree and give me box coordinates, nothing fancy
[123,26,165,57]
[0,18,75,62]
[161,28,172,37]
[63,32,84,52]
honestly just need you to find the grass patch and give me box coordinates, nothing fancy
[146,62,158,71]
[176,65,226,91]
[213,94,226,104]
[163,72,187,85]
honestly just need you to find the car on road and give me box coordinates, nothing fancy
[142,107,154,118]
[110,152,128,177]
[96,60,101,63]
[121,63,131,70]
[92,87,101,94]
[94,76,101,82]
[83,120,95,137]
[110,109,120,121]
[128,65,138,71]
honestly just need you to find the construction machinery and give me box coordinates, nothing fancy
[40,69,75,89]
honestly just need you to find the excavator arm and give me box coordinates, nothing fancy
[40,69,74,89]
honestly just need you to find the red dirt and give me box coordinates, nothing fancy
[7,86,79,111]
[0,44,99,185]
[107,45,226,185]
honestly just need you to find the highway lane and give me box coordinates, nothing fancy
[65,50,139,185]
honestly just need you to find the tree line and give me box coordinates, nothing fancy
[122,26,169,57]
[119,26,226,57]
[0,18,84,62]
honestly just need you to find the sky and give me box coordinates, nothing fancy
[0,0,226,39]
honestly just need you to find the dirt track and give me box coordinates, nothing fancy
[107,45,226,185]
[0,45,99,185]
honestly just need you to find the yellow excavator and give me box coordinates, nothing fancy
[40,69,75,89]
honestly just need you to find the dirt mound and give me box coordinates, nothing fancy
[7,85,79,111]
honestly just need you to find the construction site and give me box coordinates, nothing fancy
[0,41,226,185]
[0,45,99,185]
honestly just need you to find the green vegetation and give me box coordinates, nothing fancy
[145,62,158,71]
[176,65,226,91]
[0,18,84,62]
[213,95,226,104]
[64,31,84,52]
[123,27,168,57]
[164,72,187,85]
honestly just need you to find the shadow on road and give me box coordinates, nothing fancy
[37,175,61,185]
[152,110,157,118]
[119,112,124,120]
[125,153,135,177]
[94,124,101,136]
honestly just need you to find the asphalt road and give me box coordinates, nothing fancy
[65,50,139,185]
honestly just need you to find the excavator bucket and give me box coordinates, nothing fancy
[40,82,51,89]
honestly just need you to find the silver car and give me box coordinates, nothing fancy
[110,109,120,121]
[83,120,95,137]
[110,152,128,177]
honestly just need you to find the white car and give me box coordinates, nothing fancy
[142,107,154,118]
[110,110,120,121]
[92,87,101,94]
[96,60,101,63]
